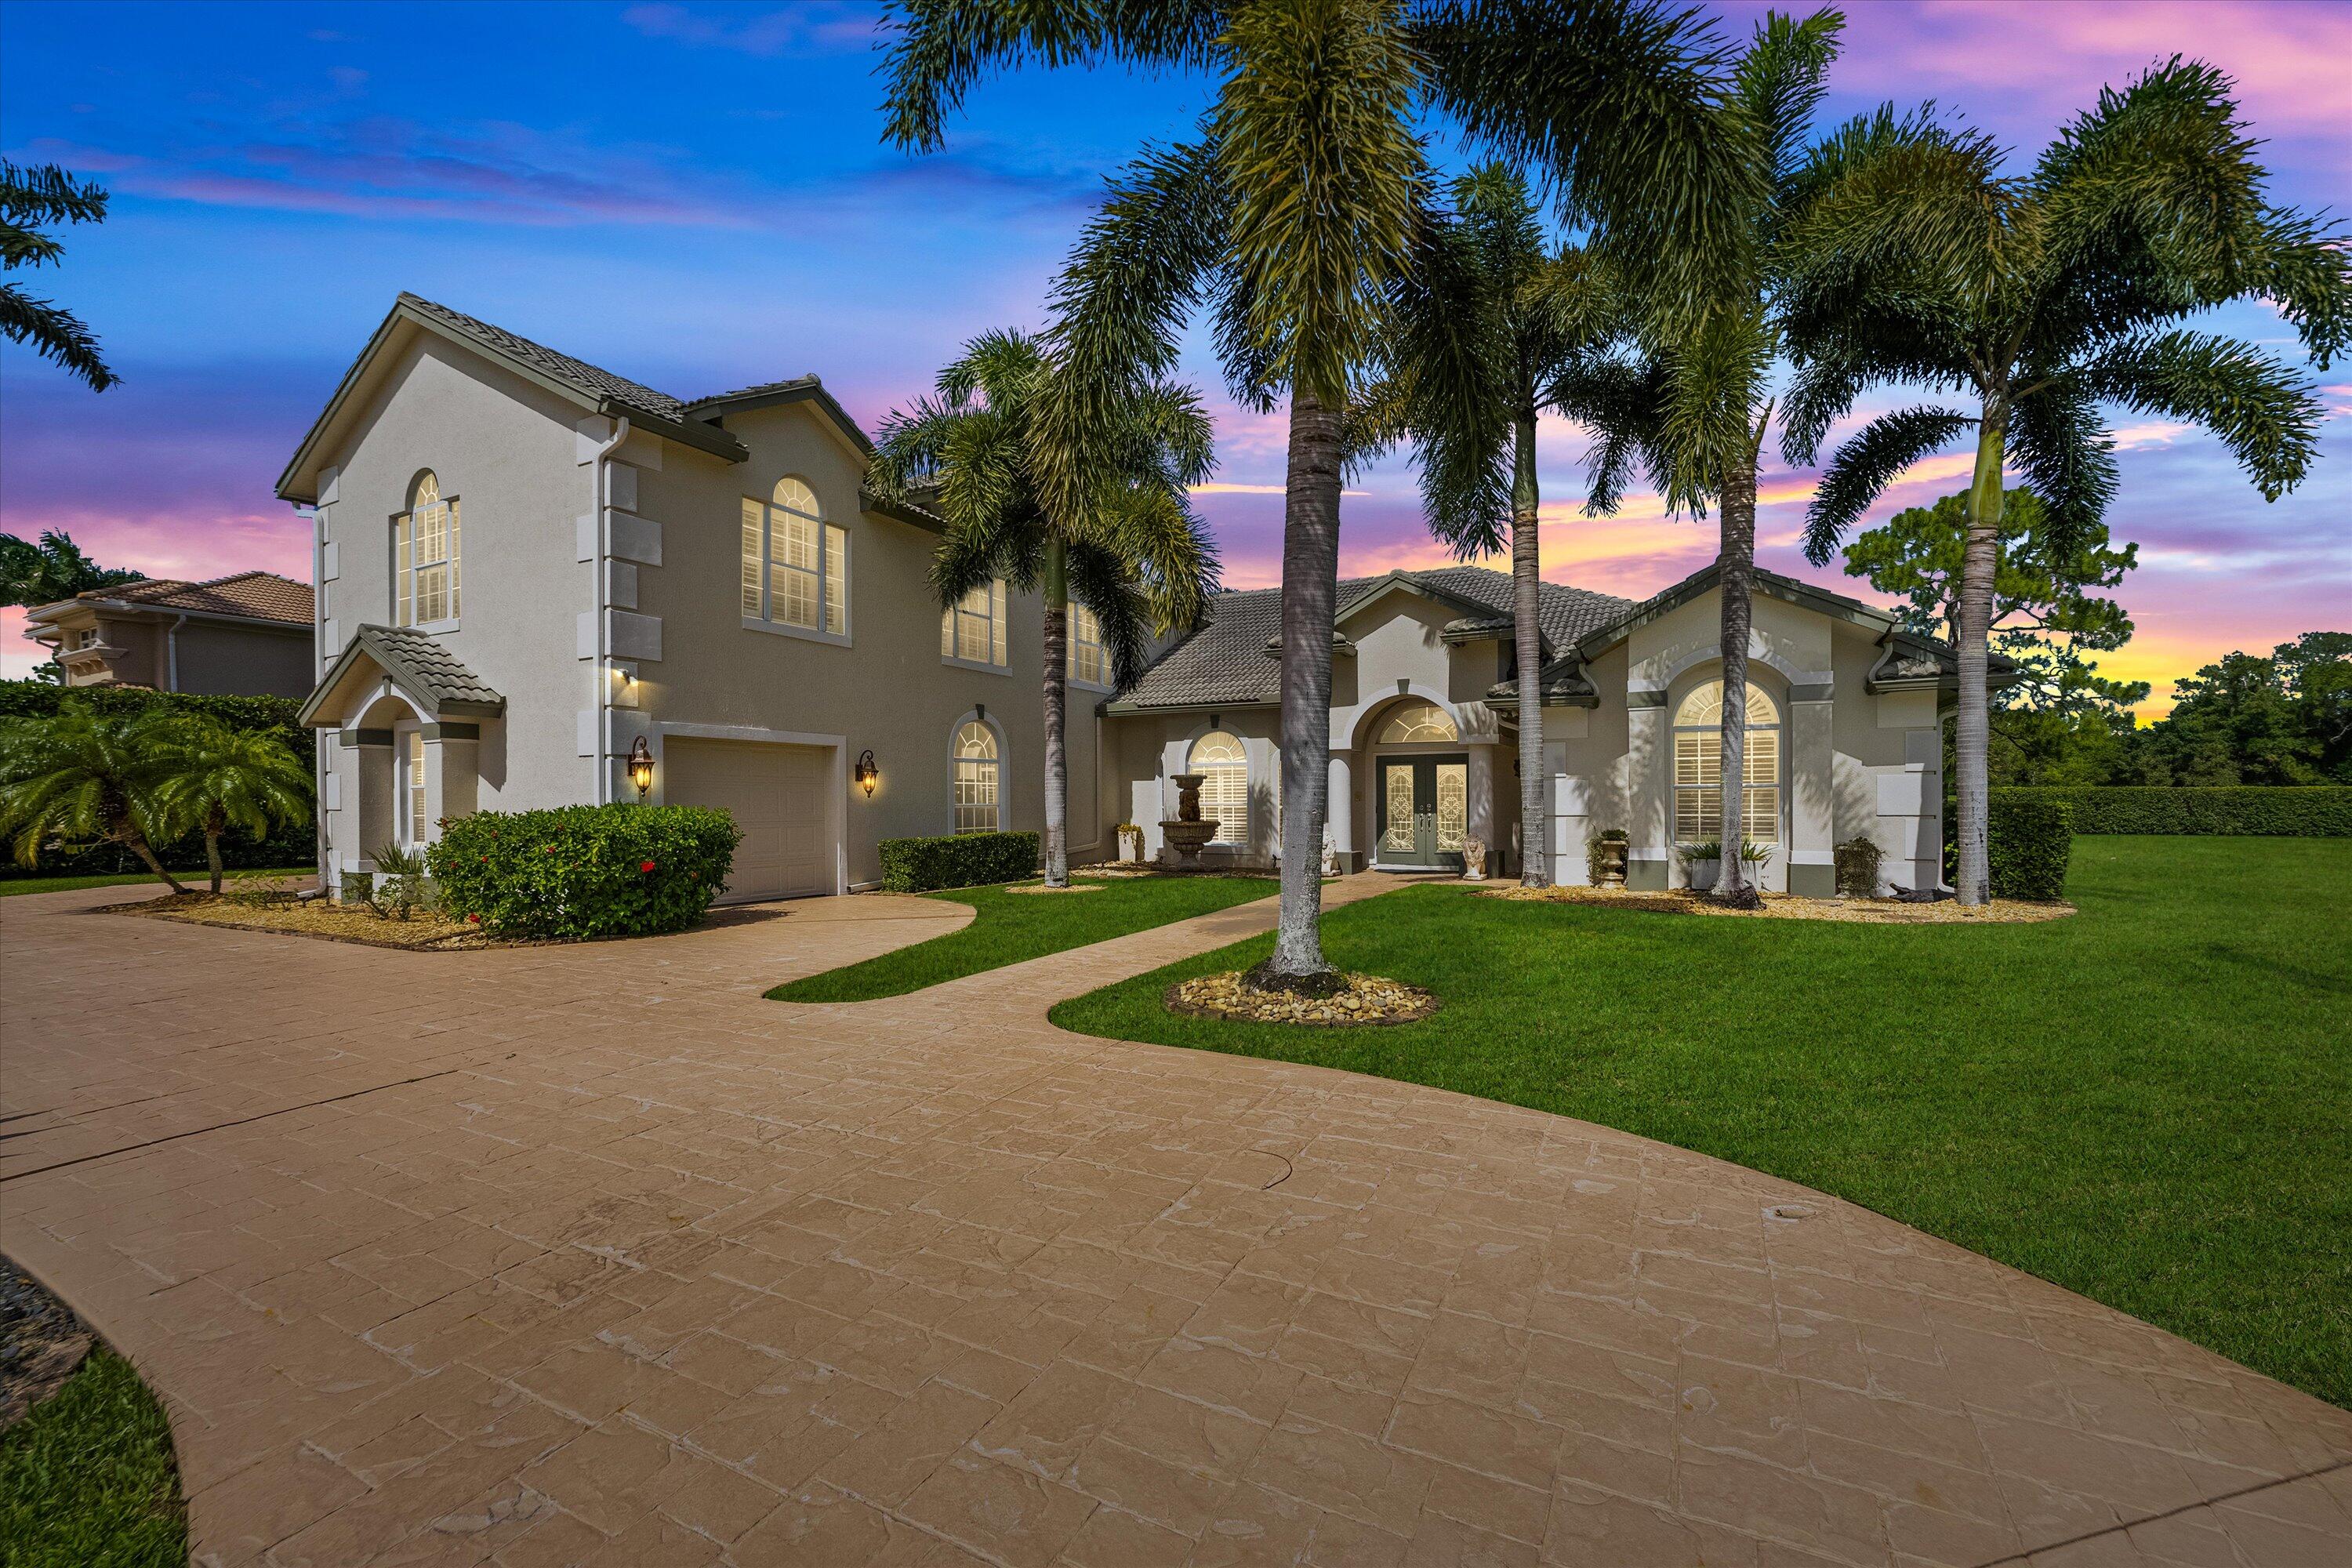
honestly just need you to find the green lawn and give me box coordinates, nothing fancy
[770,875,1277,1003]
[1052,837,2351,1408]
[0,868,312,898]
[0,1349,186,1568]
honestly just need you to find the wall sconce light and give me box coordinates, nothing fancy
[855,749,880,797]
[626,736,654,799]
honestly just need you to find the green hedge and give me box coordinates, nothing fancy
[426,804,740,939]
[1995,786,2352,837]
[1988,793,2074,902]
[878,830,1039,893]
[0,681,315,877]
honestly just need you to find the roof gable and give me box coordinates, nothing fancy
[299,624,505,728]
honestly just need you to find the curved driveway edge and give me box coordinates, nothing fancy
[2,877,2345,1566]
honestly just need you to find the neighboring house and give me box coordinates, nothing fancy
[20,572,315,696]
[279,294,1106,899]
[278,293,1979,904]
[1104,562,1991,895]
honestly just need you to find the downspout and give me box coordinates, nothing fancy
[588,416,631,805]
[167,613,189,691]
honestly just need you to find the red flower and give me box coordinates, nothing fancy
[478,855,488,863]
[466,913,480,924]
[640,860,657,873]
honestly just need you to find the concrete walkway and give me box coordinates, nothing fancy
[2,875,2344,1567]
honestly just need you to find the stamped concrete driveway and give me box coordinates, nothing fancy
[2,877,2347,1568]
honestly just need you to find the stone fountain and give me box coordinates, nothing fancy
[1160,772,1221,871]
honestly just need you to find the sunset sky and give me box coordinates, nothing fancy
[2,0,2345,710]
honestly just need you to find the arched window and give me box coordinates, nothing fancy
[1189,731,1248,844]
[1377,699,1458,744]
[395,470,459,626]
[952,720,1000,834]
[1672,678,1780,844]
[742,475,849,637]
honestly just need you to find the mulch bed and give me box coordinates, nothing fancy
[1005,882,1107,895]
[2,1260,89,1432]
[1476,884,2075,924]
[107,891,498,949]
[1168,969,1439,1026]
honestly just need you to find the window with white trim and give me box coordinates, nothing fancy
[1672,678,1780,844]
[1190,731,1248,844]
[952,720,1000,833]
[1069,602,1108,687]
[401,730,428,845]
[742,476,848,638]
[394,470,459,626]
[941,579,1009,668]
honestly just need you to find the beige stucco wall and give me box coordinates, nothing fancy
[169,622,314,698]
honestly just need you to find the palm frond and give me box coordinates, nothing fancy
[0,282,118,390]
[2076,328,2321,500]
[1733,7,1843,201]
[2005,378,2118,557]
[1804,405,1973,564]
[0,160,109,228]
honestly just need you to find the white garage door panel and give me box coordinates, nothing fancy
[662,739,833,902]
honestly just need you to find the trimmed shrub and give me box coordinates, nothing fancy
[0,681,315,877]
[427,804,741,939]
[878,830,1040,892]
[1995,786,2352,837]
[1988,793,2074,902]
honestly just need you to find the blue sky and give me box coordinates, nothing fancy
[3,0,2347,706]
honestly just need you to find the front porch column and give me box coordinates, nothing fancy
[1548,738,1586,886]
[1466,745,1497,877]
[1327,752,1355,871]
[421,722,481,837]
[1788,697,1835,896]
[1626,697,1671,890]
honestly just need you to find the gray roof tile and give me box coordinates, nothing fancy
[398,293,691,425]
[357,624,504,712]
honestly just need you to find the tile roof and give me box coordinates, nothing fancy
[1112,566,1635,710]
[82,572,314,624]
[397,293,692,424]
[353,624,505,713]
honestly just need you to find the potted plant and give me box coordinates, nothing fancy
[1115,822,1145,863]
[1737,840,1773,884]
[1834,836,1883,898]
[1587,829,1628,887]
[1678,840,1722,892]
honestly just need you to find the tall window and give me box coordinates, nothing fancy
[742,476,848,637]
[1377,699,1458,744]
[1069,602,1108,686]
[941,579,1009,667]
[952,720,1000,833]
[395,471,459,626]
[403,730,428,844]
[1190,731,1247,844]
[1673,678,1780,844]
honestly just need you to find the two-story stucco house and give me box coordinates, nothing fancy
[280,295,1111,900]
[281,295,1975,904]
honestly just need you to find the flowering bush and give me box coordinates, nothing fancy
[427,804,740,939]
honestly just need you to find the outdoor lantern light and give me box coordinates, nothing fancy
[855,750,880,797]
[626,737,654,799]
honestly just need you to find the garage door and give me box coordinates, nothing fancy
[662,738,834,902]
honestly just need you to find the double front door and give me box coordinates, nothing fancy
[1377,755,1468,870]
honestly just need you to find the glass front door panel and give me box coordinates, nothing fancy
[1434,764,1467,852]
[1382,764,1417,853]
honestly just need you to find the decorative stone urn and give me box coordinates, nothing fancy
[1160,772,1221,870]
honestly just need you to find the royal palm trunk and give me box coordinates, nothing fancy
[1714,447,1759,904]
[1040,538,1069,889]
[1266,387,1344,982]
[1511,410,1546,886]
[1951,412,2005,906]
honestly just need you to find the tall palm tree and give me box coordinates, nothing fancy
[0,159,117,391]
[1555,9,1845,906]
[870,330,1218,887]
[1365,165,1620,887]
[1781,60,2351,904]
[0,704,183,890]
[149,717,313,894]
[880,0,1758,985]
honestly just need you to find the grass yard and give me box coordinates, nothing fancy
[0,868,311,898]
[771,874,1276,1003]
[0,1349,186,1568]
[1052,837,2352,1408]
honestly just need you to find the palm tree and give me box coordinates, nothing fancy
[1555,9,1846,906]
[0,704,183,891]
[870,330,1218,887]
[1,159,117,391]
[1364,165,1620,886]
[1781,60,2351,904]
[0,528,140,607]
[149,717,313,894]
[880,0,1759,985]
